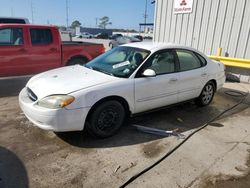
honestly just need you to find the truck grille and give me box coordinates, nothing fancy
[27,87,38,101]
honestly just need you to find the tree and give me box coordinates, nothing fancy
[98,16,112,29]
[71,20,81,28]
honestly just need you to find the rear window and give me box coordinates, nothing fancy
[195,52,207,66]
[176,50,202,71]
[0,28,23,46]
[30,28,53,45]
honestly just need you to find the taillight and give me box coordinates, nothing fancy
[101,46,105,53]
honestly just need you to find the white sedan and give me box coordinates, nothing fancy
[76,32,93,39]
[19,42,225,138]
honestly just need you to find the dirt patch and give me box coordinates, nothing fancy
[202,151,250,188]
[141,140,166,158]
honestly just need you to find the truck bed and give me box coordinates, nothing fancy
[62,41,103,46]
[61,41,105,65]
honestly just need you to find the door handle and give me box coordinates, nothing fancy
[201,73,207,77]
[18,48,27,52]
[49,48,57,52]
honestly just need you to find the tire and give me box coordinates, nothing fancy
[67,57,87,66]
[109,42,114,49]
[86,100,125,138]
[195,81,215,106]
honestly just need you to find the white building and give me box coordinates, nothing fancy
[153,0,250,58]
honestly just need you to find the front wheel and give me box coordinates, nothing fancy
[195,81,215,106]
[86,101,125,138]
[67,57,87,66]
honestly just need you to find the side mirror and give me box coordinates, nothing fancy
[142,69,156,77]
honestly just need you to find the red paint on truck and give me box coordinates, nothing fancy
[0,24,105,77]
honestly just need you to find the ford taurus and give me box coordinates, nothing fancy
[19,42,225,138]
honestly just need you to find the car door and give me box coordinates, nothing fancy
[27,28,61,74]
[0,27,28,76]
[175,49,208,102]
[134,50,179,113]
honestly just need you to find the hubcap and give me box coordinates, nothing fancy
[97,107,119,131]
[201,84,213,104]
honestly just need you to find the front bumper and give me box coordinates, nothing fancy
[19,88,90,132]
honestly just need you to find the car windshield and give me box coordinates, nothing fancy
[85,46,150,78]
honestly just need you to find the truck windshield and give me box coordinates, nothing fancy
[85,46,150,78]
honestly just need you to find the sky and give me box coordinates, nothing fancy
[0,0,155,30]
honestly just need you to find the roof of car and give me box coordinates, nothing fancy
[122,42,195,52]
[0,17,30,23]
[0,23,57,28]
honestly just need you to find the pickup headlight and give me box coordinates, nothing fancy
[37,95,75,109]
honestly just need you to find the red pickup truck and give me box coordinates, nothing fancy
[0,24,105,77]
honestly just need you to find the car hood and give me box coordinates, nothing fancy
[26,65,117,100]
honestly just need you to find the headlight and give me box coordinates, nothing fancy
[37,95,75,109]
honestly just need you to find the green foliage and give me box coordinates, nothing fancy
[71,20,82,28]
[98,16,112,29]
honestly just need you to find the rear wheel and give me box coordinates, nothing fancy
[86,101,125,138]
[67,57,88,66]
[195,81,215,106]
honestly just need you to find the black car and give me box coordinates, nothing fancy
[0,17,29,24]
[109,34,123,40]
[95,32,109,39]
[133,35,143,41]
[143,36,153,40]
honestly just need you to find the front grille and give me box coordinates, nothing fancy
[27,87,38,101]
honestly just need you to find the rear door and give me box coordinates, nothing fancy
[27,27,61,73]
[134,50,179,113]
[0,27,28,76]
[175,49,208,102]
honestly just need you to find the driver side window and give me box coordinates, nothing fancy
[146,51,176,75]
[0,28,23,46]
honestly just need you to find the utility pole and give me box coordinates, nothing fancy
[95,18,98,28]
[66,0,69,27]
[11,8,14,16]
[143,0,148,33]
[31,0,34,23]
[10,0,14,16]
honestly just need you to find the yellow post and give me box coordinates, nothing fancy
[216,47,222,56]
[208,47,250,69]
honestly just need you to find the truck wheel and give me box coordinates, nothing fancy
[109,42,113,49]
[86,100,125,138]
[67,57,88,66]
[195,81,215,106]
